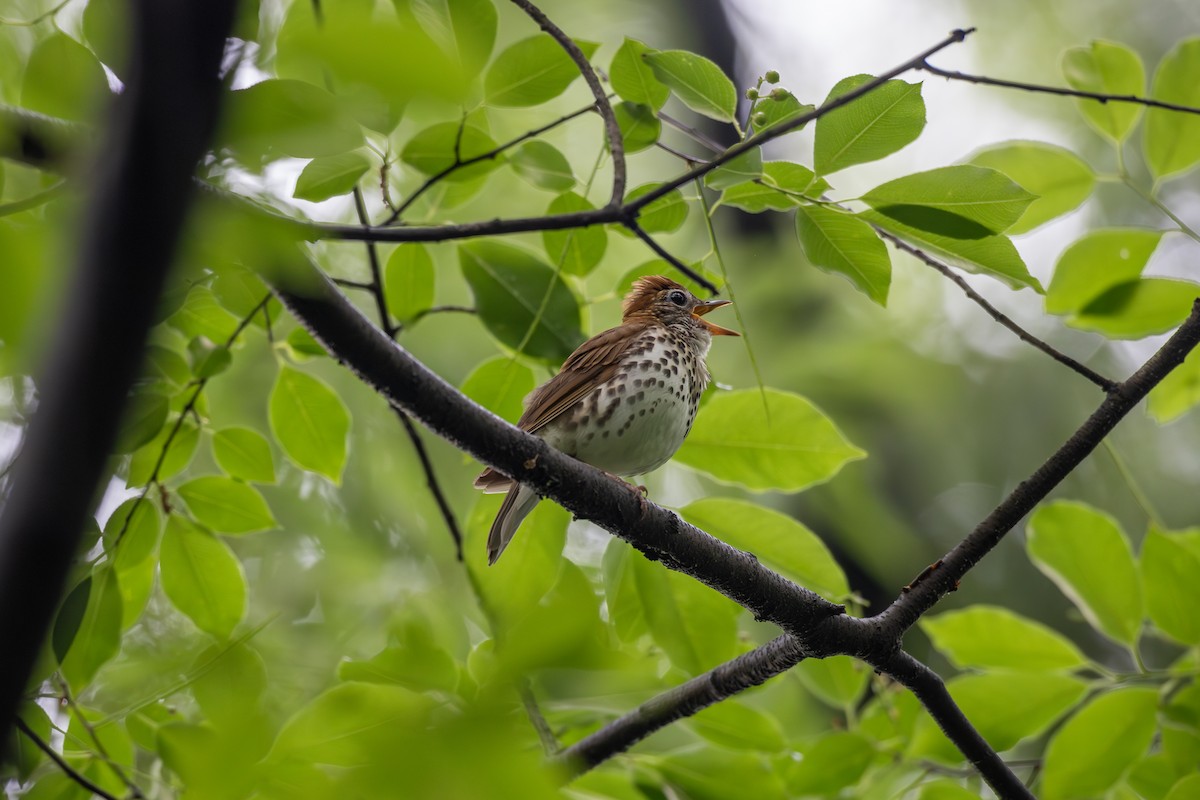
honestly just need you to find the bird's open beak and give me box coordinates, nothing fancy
[692,300,739,336]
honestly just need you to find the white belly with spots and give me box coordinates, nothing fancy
[550,333,709,477]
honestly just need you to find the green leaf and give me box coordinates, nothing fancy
[610,38,669,110]
[169,285,241,342]
[620,183,689,235]
[718,161,825,213]
[509,141,575,192]
[1141,528,1200,644]
[1027,501,1143,645]
[676,388,865,492]
[1046,229,1163,314]
[55,568,123,690]
[212,427,276,484]
[861,165,1036,236]
[795,657,870,709]
[1042,688,1159,800]
[688,701,786,752]
[1168,775,1200,800]
[115,555,155,630]
[1062,40,1146,142]
[269,682,431,767]
[460,356,534,426]
[920,605,1088,671]
[7,702,51,782]
[115,389,168,454]
[601,541,647,643]
[796,205,891,306]
[542,192,607,276]
[103,498,162,569]
[1149,346,1200,423]
[861,209,1042,292]
[632,549,740,674]
[127,415,201,486]
[789,732,876,795]
[160,515,247,639]
[467,498,567,625]
[814,75,925,175]
[458,240,584,361]
[187,336,231,379]
[969,141,1095,234]
[338,617,459,693]
[220,79,363,161]
[286,326,328,359]
[484,36,599,107]
[293,152,370,202]
[408,0,497,74]
[1071,278,1199,339]
[191,642,269,730]
[643,49,738,122]
[401,122,501,182]
[178,476,276,534]
[145,345,192,389]
[909,672,1088,763]
[751,91,815,135]
[1145,39,1200,178]
[269,366,351,483]
[649,749,787,800]
[21,33,108,121]
[613,101,661,153]
[384,244,436,323]
[681,498,849,600]
[276,4,460,133]
[704,147,763,190]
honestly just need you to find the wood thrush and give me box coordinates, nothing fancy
[474,276,738,564]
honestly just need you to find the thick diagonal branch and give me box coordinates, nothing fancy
[0,0,237,742]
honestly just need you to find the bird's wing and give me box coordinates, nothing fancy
[473,321,649,492]
[519,321,648,434]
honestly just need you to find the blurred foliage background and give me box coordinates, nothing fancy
[1,0,1199,797]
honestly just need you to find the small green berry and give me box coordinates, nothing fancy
[752,111,768,127]
[769,87,791,101]
[764,70,780,84]
[745,88,759,101]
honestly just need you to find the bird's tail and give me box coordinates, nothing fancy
[487,484,540,565]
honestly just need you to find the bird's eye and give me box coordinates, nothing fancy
[668,290,687,306]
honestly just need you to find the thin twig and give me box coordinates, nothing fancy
[658,111,726,153]
[332,277,374,291]
[352,188,396,337]
[13,716,120,800]
[410,305,476,322]
[881,232,1118,391]
[58,678,145,798]
[0,181,67,217]
[623,219,718,294]
[111,294,271,550]
[518,679,561,756]
[349,189,464,559]
[557,635,806,776]
[312,29,975,245]
[920,60,1200,117]
[509,0,626,208]
[653,140,707,164]
[393,408,464,560]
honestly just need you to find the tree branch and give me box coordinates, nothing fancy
[874,650,1035,800]
[877,297,1200,636]
[556,634,806,776]
[0,0,237,742]
[509,0,626,208]
[13,717,120,800]
[881,231,1118,392]
[920,60,1200,116]
[380,99,603,226]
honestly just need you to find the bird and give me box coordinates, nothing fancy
[474,275,738,565]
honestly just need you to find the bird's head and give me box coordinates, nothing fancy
[621,276,739,336]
